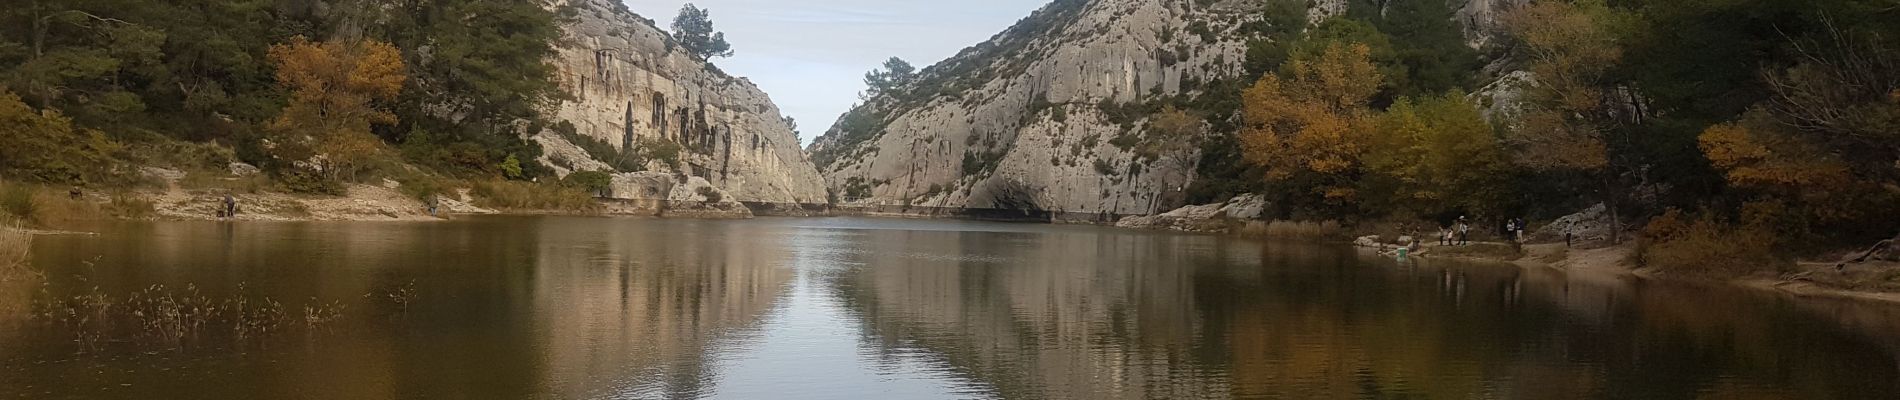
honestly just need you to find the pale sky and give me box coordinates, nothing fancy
[621,0,1049,146]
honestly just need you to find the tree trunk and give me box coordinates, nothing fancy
[30,0,44,58]
[1603,174,1622,245]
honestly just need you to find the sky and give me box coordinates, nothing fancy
[621,0,1049,146]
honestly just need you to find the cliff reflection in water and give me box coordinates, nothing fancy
[824,226,1900,399]
[527,219,793,399]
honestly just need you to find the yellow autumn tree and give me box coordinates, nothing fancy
[1239,41,1383,203]
[1362,93,1511,216]
[265,36,406,191]
[1500,0,1631,241]
[1499,0,1623,171]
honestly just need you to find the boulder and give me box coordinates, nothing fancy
[1115,194,1270,233]
[1534,203,1616,242]
[1354,235,1382,248]
[229,162,261,177]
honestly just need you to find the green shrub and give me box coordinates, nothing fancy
[562,171,614,196]
[0,91,122,185]
[0,184,36,223]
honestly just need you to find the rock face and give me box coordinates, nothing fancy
[809,0,1523,217]
[1534,203,1616,243]
[809,0,1267,216]
[538,0,826,204]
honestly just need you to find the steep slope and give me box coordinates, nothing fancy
[536,0,826,204]
[810,0,1267,216]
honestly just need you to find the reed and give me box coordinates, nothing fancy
[1235,220,1345,240]
[0,223,32,281]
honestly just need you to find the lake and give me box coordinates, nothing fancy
[2,216,1898,399]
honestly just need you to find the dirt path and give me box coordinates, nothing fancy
[143,173,495,222]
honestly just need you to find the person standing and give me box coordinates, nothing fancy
[1515,218,1527,242]
[1457,217,1471,246]
[223,193,237,220]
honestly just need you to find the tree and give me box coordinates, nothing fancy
[264,36,407,189]
[1348,0,1481,98]
[672,4,732,59]
[1140,106,1205,212]
[862,57,916,99]
[1362,93,1511,216]
[1500,0,1632,243]
[383,0,562,179]
[0,89,119,184]
[1239,42,1383,205]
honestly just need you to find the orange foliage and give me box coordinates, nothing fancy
[1239,42,1382,201]
[264,36,407,183]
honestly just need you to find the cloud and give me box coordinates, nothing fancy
[621,0,1046,146]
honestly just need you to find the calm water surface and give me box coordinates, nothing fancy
[2,216,1899,399]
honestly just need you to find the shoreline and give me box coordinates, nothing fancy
[37,189,1900,307]
[1396,240,1900,306]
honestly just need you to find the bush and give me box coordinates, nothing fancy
[562,171,614,196]
[1637,210,1788,278]
[0,91,122,185]
[396,174,449,201]
[106,193,155,220]
[1,184,36,224]
[277,168,346,195]
[696,186,724,203]
[470,180,598,212]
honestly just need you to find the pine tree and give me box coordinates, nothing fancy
[672,4,733,59]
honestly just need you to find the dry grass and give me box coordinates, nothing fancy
[1235,220,1346,240]
[0,181,123,228]
[1637,211,1788,278]
[0,223,33,282]
[471,180,599,212]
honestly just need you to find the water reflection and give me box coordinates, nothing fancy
[1,217,1897,399]
[824,225,1900,399]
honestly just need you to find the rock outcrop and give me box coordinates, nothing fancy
[538,0,826,205]
[1115,194,1266,232]
[809,0,1267,216]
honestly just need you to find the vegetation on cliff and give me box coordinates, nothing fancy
[1217,0,1899,276]
[0,0,567,196]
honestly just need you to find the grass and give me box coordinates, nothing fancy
[470,180,599,212]
[27,280,417,353]
[1235,220,1345,240]
[2,181,159,226]
[0,223,33,282]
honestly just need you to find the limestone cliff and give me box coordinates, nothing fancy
[536,0,826,204]
[810,0,1266,216]
[810,0,1521,216]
